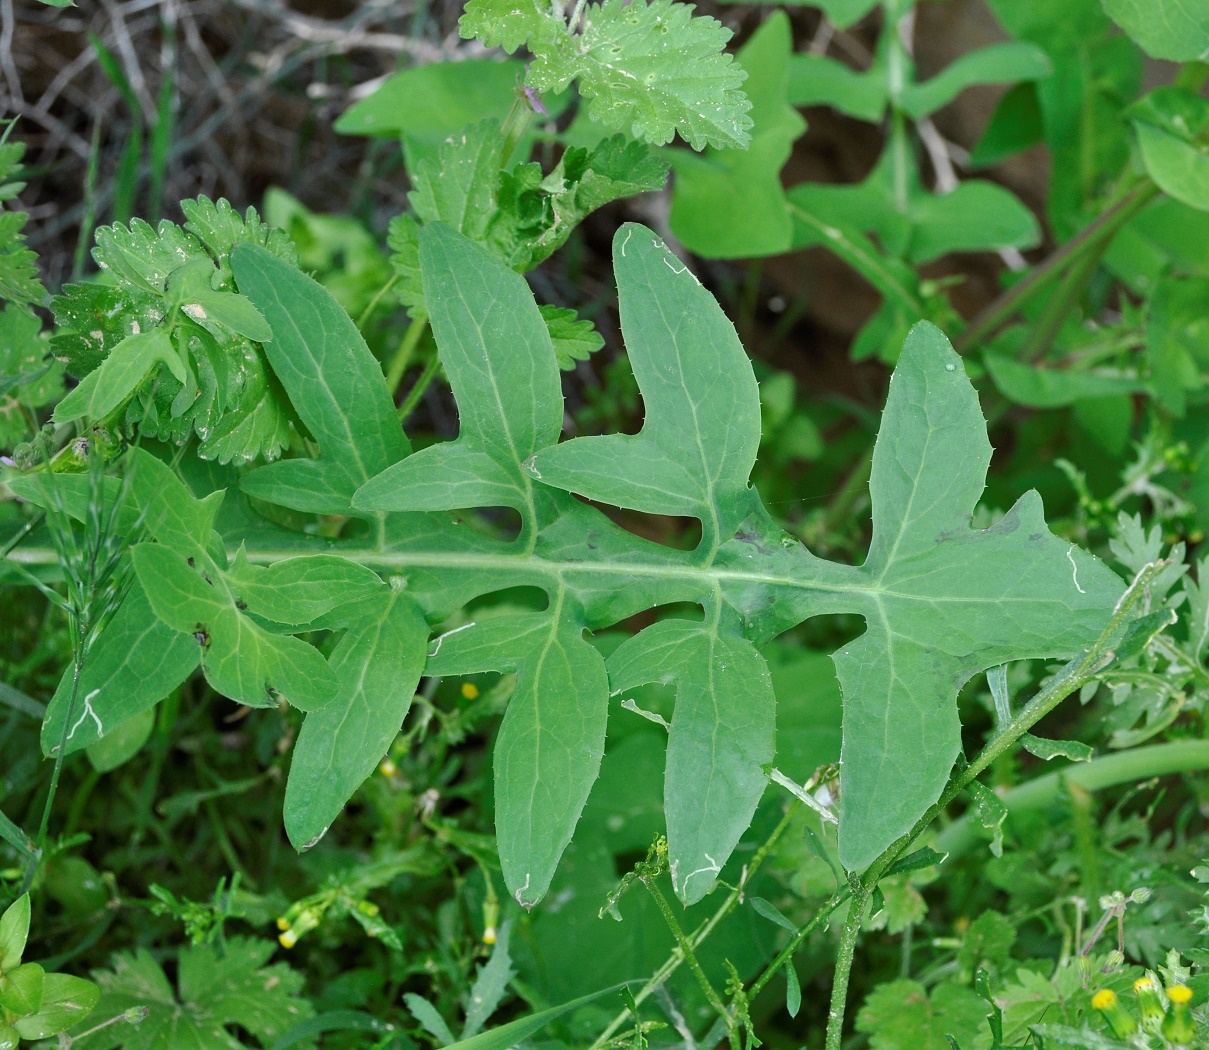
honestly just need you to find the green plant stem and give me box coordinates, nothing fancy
[1018,245,1104,362]
[22,631,91,893]
[788,203,925,316]
[936,739,1209,858]
[643,877,739,1049]
[396,351,441,422]
[587,805,800,1050]
[385,315,428,398]
[954,181,1160,354]
[357,274,400,332]
[819,558,1163,1050]
[746,888,848,1002]
[823,443,875,536]
[824,883,870,1050]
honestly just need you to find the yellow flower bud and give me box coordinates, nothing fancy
[1162,985,1195,1045]
[461,682,480,700]
[1092,989,1137,1038]
[1134,976,1165,1029]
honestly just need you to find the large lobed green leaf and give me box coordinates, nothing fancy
[44,220,1123,910]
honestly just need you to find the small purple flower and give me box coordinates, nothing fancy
[522,67,549,116]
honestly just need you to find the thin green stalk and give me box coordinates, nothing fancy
[22,630,90,892]
[358,273,400,332]
[587,805,800,1050]
[819,559,1163,1049]
[72,120,103,281]
[643,878,739,1049]
[823,443,875,536]
[788,203,925,316]
[824,884,870,1050]
[1018,241,1105,362]
[385,316,428,399]
[396,352,441,423]
[746,888,848,1002]
[954,182,1160,354]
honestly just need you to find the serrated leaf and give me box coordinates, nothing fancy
[51,199,297,464]
[1101,0,1209,61]
[528,0,753,150]
[0,303,61,448]
[856,980,992,1050]
[540,305,604,369]
[490,135,669,270]
[606,619,774,904]
[669,12,806,258]
[284,591,427,850]
[461,919,516,1039]
[0,208,46,309]
[76,938,311,1050]
[458,0,561,54]
[531,224,761,547]
[231,243,409,513]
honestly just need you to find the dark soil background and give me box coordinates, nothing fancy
[5,0,1050,414]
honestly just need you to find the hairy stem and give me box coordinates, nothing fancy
[588,806,800,1050]
[824,883,870,1050]
[954,182,1160,354]
[643,877,739,1049]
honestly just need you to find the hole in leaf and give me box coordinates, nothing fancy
[792,612,866,653]
[464,586,550,616]
[457,505,522,543]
